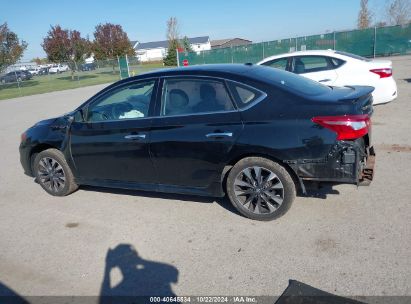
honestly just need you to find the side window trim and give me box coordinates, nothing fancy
[326,56,346,69]
[83,78,159,123]
[286,57,292,71]
[155,76,238,118]
[226,80,267,111]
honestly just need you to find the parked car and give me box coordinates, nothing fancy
[19,64,375,221]
[28,67,41,76]
[0,70,32,83]
[38,67,50,76]
[257,50,397,105]
[80,63,96,71]
[49,64,69,74]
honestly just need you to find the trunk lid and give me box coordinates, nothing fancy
[367,59,392,69]
[310,85,374,116]
[338,85,374,116]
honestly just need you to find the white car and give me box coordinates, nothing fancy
[257,50,397,105]
[28,67,41,75]
[49,64,69,74]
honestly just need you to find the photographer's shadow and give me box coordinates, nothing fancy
[100,244,178,301]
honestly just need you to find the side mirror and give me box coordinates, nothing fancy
[73,108,86,122]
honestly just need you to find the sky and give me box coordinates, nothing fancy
[1,0,389,61]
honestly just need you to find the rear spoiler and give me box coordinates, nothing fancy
[339,86,374,101]
[340,86,374,115]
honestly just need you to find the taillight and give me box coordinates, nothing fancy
[312,115,370,140]
[370,68,392,78]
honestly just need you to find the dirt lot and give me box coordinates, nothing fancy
[0,57,410,301]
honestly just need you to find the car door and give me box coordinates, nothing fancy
[291,55,338,85]
[69,79,159,185]
[149,76,243,190]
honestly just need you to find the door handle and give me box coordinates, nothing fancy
[124,134,146,140]
[319,79,331,82]
[206,132,233,138]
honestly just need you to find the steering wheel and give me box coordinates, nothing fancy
[112,102,133,119]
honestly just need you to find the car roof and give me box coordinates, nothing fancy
[125,64,278,84]
[142,64,256,76]
[100,63,308,94]
[257,49,346,64]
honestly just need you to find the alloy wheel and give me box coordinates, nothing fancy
[234,166,284,214]
[37,157,66,193]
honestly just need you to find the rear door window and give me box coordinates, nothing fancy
[291,56,345,74]
[160,78,235,116]
[292,56,331,74]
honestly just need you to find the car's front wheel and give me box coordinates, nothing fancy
[226,157,296,221]
[34,149,78,196]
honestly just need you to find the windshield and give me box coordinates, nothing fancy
[252,66,331,96]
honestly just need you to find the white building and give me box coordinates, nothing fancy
[133,36,211,62]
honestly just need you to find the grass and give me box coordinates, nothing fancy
[0,62,172,101]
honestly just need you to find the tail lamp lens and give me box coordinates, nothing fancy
[370,68,392,78]
[312,115,371,140]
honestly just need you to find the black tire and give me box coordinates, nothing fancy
[33,148,78,196]
[226,157,296,221]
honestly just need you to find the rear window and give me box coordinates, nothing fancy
[252,67,331,96]
[334,51,371,62]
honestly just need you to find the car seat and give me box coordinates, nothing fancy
[294,58,305,74]
[167,89,189,115]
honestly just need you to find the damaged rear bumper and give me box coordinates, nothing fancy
[358,146,375,186]
[285,139,376,187]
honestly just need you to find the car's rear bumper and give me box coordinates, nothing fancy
[286,139,375,185]
[372,77,397,105]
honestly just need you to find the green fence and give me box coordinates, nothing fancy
[178,23,411,66]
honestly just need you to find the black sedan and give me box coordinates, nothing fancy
[1,70,32,83]
[38,67,50,76]
[19,64,375,221]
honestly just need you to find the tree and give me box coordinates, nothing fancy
[163,39,180,66]
[0,23,27,73]
[166,17,179,41]
[42,25,90,79]
[42,25,71,63]
[386,0,411,25]
[68,30,91,78]
[31,57,48,65]
[375,21,387,27]
[163,17,180,66]
[357,0,373,29]
[93,22,135,72]
[181,36,193,53]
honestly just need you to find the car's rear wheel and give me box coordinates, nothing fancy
[34,149,78,196]
[226,157,296,221]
